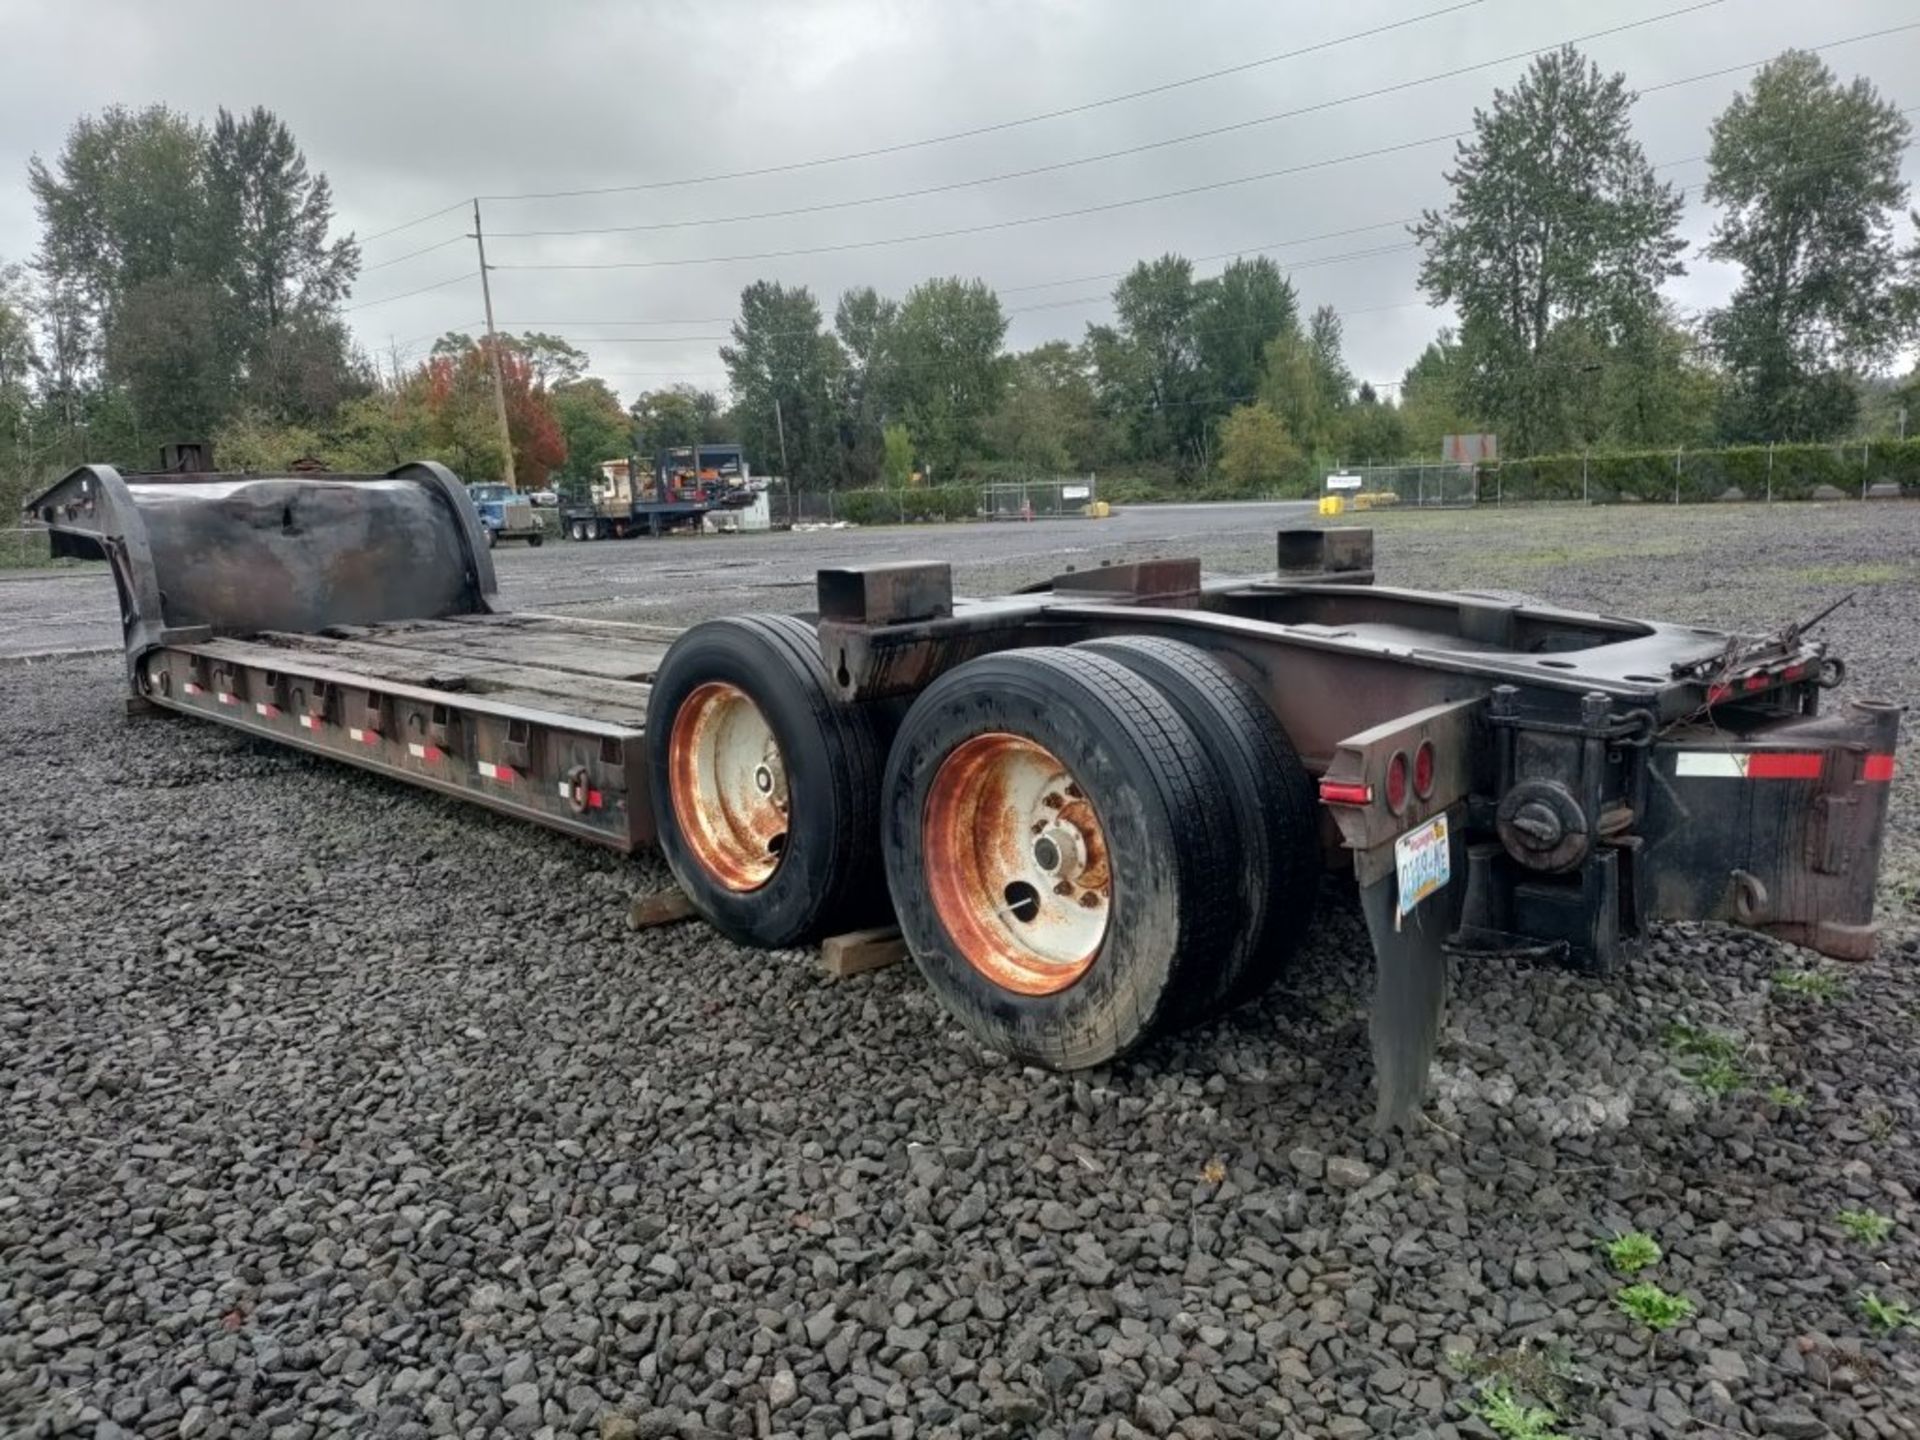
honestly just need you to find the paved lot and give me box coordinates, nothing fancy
[3,502,1918,1440]
[0,502,1315,659]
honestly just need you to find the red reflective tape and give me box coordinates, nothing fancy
[1745,752,1824,780]
[587,789,604,809]
[255,702,280,719]
[1705,683,1730,706]
[216,691,238,706]
[1863,754,1895,782]
[1743,673,1770,692]
[478,760,517,783]
[183,682,203,696]
[1318,779,1373,807]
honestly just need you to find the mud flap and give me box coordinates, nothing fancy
[1360,805,1469,1131]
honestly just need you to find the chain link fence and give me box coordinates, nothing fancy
[979,476,1098,519]
[1337,463,1478,509]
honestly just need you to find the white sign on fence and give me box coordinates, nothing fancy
[1062,484,1091,500]
[1325,473,1363,491]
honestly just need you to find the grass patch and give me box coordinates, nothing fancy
[1469,1380,1568,1440]
[1838,1209,1894,1245]
[1789,562,1910,585]
[1766,1084,1808,1111]
[1859,1291,1915,1335]
[1664,1022,1746,1096]
[1772,967,1846,1002]
[1617,1283,1695,1332]
[1603,1232,1662,1275]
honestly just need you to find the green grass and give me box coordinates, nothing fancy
[1859,1291,1914,1334]
[1837,1209,1894,1245]
[1772,967,1846,1002]
[1617,1283,1696,1332]
[1470,1381,1568,1440]
[1789,562,1911,585]
[1664,1022,1746,1096]
[1766,1084,1808,1111]
[1603,1232,1662,1275]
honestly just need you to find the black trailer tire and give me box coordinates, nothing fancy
[647,614,889,948]
[570,520,587,542]
[882,647,1239,1070]
[1077,635,1320,1014]
[486,528,498,549]
[528,532,544,547]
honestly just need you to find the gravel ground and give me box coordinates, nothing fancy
[3,503,1918,1440]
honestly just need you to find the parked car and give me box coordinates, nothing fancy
[528,489,560,508]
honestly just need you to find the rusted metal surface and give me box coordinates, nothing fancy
[817,562,954,626]
[1049,557,1202,607]
[922,732,1110,996]
[136,638,652,852]
[665,681,789,892]
[1277,525,1374,580]
[24,459,496,686]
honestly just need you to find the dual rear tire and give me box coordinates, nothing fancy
[648,624,1316,1068]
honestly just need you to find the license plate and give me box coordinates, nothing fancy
[1394,814,1451,917]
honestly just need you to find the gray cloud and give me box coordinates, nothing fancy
[2,0,1916,403]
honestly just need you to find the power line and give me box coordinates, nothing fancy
[490,134,1460,273]
[484,24,1919,278]
[486,0,1729,242]
[360,234,469,273]
[469,1,1490,205]
[355,199,472,247]
[342,269,479,314]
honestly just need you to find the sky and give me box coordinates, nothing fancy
[1,0,1917,408]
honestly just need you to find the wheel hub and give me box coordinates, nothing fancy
[667,681,789,891]
[922,733,1111,995]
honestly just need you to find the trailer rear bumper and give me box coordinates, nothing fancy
[1641,697,1901,959]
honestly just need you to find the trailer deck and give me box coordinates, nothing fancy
[139,613,675,852]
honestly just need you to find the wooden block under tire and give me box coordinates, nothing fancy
[820,926,907,978]
[628,889,697,929]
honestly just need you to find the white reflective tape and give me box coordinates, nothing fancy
[255,703,279,718]
[557,782,572,799]
[408,742,428,759]
[216,692,237,706]
[478,760,514,782]
[349,727,374,744]
[299,715,319,730]
[1675,752,1747,778]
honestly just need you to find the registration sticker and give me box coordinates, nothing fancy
[1393,814,1451,917]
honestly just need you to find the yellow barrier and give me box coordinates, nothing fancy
[1081,500,1112,519]
[1318,494,1345,516]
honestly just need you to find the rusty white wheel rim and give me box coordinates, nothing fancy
[668,681,788,891]
[923,733,1110,996]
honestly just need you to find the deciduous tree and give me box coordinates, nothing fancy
[1705,51,1913,440]
[1413,47,1684,454]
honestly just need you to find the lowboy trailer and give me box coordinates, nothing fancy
[28,459,1901,1127]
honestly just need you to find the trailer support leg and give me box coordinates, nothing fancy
[1356,804,1469,1132]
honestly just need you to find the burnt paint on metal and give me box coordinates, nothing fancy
[817,563,955,626]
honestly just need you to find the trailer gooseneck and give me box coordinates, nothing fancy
[29,458,1901,1128]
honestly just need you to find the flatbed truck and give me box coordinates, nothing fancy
[27,457,1900,1127]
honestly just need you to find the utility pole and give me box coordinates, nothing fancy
[774,397,793,523]
[470,199,518,490]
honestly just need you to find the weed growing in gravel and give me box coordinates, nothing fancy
[1864,1108,1895,1141]
[1766,1084,1808,1110]
[1469,1381,1567,1440]
[1603,1232,1662,1275]
[1663,1022,1746,1096]
[1859,1291,1915,1335]
[1772,967,1845,1002]
[1838,1209,1895,1245]
[1617,1282,1695,1333]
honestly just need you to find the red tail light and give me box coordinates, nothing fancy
[1385,750,1410,812]
[1413,740,1435,799]
[1318,779,1373,807]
